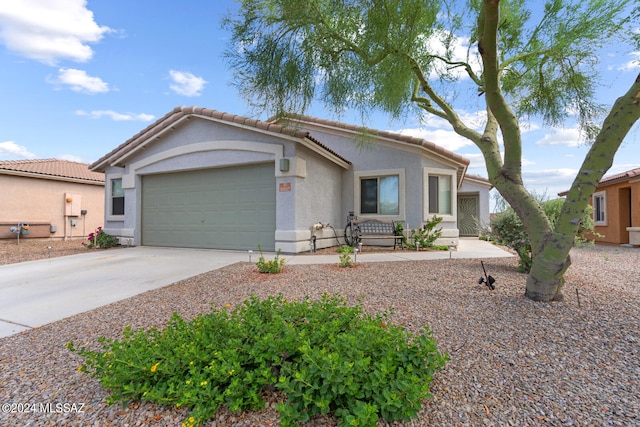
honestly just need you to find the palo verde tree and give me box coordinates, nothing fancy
[224,0,640,302]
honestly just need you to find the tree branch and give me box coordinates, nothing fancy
[479,0,523,183]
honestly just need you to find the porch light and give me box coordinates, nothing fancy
[279,158,290,172]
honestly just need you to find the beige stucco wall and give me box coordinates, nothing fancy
[0,175,104,240]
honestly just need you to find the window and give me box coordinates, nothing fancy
[428,175,452,215]
[424,167,456,222]
[111,178,124,216]
[354,169,405,218]
[593,191,606,225]
[360,175,399,215]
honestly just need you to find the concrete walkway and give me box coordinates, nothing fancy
[0,239,511,338]
[286,238,512,265]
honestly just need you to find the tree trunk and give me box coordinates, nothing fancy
[525,240,573,302]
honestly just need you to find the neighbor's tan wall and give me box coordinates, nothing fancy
[0,175,104,240]
[590,180,639,245]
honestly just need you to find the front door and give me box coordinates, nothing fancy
[457,194,480,236]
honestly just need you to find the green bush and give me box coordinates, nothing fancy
[490,198,599,272]
[256,245,285,273]
[83,226,119,249]
[336,245,354,267]
[405,216,443,250]
[68,294,447,427]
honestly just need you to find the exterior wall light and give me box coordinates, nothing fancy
[279,158,290,172]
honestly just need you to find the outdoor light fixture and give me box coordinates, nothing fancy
[279,158,290,172]
[248,249,253,263]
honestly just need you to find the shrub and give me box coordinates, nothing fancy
[83,226,119,249]
[405,216,443,250]
[68,294,447,427]
[336,245,354,267]
[256,245,285,273]
[490,198,599,272]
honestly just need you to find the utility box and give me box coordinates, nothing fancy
[64,193,82,216]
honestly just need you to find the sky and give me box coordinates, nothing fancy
[0,0,639,207]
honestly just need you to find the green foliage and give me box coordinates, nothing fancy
[336,245,355,267]
[256,245,285,273]
[336,245,355,254]
[68,294,447,427]
[83,226,119,249]
[490,198,598,272]
[405,216,443,250]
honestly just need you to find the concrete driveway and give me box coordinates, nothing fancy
[0,247,251,338]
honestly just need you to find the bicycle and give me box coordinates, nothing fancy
[343,211,360,247]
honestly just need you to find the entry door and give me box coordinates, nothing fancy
[457,194,480,236]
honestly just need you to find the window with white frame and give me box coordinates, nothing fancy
[424,167,456,221]
[593,191,606,226]
[428,175,452,215]
[354,169,405,218]
[111,178,125,216]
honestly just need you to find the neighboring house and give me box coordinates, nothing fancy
[90,106,491,253]
[584,167,640,246]
[0,159,105,241]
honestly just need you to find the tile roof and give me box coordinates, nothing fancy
[463,173,493,187]
[90,106,351,171]
[557,166,640,196]
[268,113,471,167]
[597,167,640,187]
[0,159,104,183]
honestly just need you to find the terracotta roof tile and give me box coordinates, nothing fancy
[598,167,640,186]
[268,113,470,167]
[90,106,351,171]
[0,159,104,183]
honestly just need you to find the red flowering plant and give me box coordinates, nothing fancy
[83,226,119,249]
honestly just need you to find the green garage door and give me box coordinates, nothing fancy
[142,163,276,251]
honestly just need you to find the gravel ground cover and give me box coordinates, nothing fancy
[0,239,113,266]
[0,244,638,426]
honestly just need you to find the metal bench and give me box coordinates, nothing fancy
[352,219,404,250]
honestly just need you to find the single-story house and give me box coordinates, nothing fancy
[0,159,105,241]
[584,167,640,246]
[90,106,492,253]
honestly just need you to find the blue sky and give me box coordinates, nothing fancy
[1,0,638,204]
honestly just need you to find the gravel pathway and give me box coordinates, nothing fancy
[1,244,638,426]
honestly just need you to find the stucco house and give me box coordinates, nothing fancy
[90,106,492,253]
[0,159,105,241]
[587,167,640,246]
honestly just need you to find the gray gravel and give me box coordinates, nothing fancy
[0,244,638,426]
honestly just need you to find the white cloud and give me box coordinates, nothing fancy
[49,68,109,94]
[418,30,482,81]
[535,128,583,147]
[395,127,474,151]
[169,70,207,97]
[0,0,112,65]
[618,51,640,71]
[0,141,37,159]
[56,154,84,163]
[76,110,155,121]
[522,168,578,196]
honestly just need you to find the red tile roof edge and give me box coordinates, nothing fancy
[558,167,640,196]
[268,113,471,167]
[90,106,351,171]
[0,159,104,183]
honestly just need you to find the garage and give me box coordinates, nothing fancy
[141,163,276,251]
